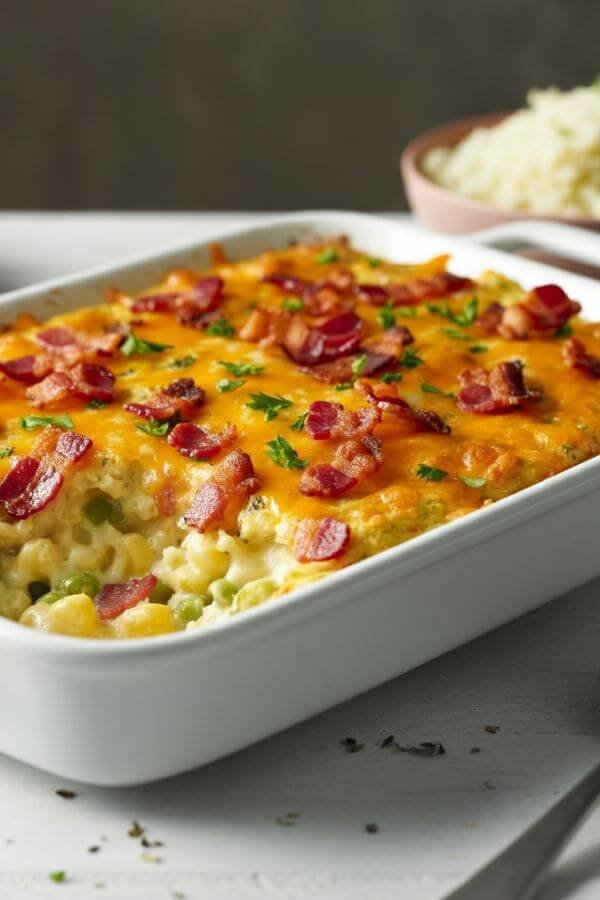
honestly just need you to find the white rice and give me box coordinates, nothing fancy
[422,82,600,217]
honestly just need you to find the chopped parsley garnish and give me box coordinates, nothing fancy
[443,327,469,340]
[246,392,292,421]
[0,447,14,459]
[86,398,108,410]
[205,317,235,338]
[381,372,403,384]
[135,419,170,437]
[351,353,368,376]
[421,382,453,397]
[218,360,265,377]
[291,412,308,431]
[459,475,487,488]
[367,256,382,268]
[216,377,245,393]
[378,301,396,330]
[266,435,308,469]
[334,381,354,391]
[316,247,340,265]
[168,354,196,369]
[20,413,74,431]
[428,296,478,327]
[121,334,174,356]
[282,296,304,311]
[555,323,573,337]
[401,347,423,369]
[416,463,448,481]
[469,344,488,354]
[396,307,418,318]
[49,871,66,883]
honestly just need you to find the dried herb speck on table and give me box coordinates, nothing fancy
[339,737,365,753]
[55,788,77,800]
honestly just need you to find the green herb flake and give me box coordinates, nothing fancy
[20,413,74,431]
[86,398,108,410]
[401,347,423,370]
[443,327,469,341]
[469,344,488,354]
[378,301,396,330]
[0,447,14,460]
[246,392,292,421]
[205,318,235,338]
[367,256,382,268]
[291,412,308,431]
[266,435,308,470]
[316,247,340,265]
[168,354,196,369]
[218,360,265,377]
[555,323,573,337]
[351,353,368,376]
[135,419,170,437]
[421,382,452,396]
[459,475,487,488]
[216,378,245,393]
[396,306,418,319]
[381,372,403,384]
[334,381,354,391]
[121,334,174,356]
[282,296,304,311]
[49,870,66,883]
[416,463,448,482]
[428,297,478,327]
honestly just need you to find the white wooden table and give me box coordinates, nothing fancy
[1,212,600,900]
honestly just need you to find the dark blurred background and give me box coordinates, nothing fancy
[1,0,598,211]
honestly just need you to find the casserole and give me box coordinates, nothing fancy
[1,212,599,785]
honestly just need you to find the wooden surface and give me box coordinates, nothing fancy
[1,213,600,900]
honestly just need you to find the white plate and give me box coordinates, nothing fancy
[1,211,599,786]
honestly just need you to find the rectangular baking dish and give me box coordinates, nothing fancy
[1,211,599,787]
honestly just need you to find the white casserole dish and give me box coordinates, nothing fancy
[1,211,599,787]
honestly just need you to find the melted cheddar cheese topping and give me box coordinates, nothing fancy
[1,239,599,639]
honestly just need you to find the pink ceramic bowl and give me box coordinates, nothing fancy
[401,112,600,234]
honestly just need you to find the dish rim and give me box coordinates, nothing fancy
[1,208,600,660]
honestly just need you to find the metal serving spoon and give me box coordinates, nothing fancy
[445,760,600,900]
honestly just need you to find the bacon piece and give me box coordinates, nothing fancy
[357,272,472,307]
[299,436,382,498]
[168,422,237,459]
[1,426,93,519]
[364,326,414,357]
[155,482,177,516]
[261,274,312,295]
[131,292,179,313]
[184,449,260,533]
[25,371,73,407]
[0,457,39,502]
[0,354,54,385]
[86,330,126,356]
[35,327,78,353]
[562,338,600,378]
[175,277,224,326]
[478,302,504,333]
[294,517,350,563]
[285,313,364,366]
[305,400,380,441]
[457,361,541,414]
[303,285,355,318]
[125,377,205,421]
[70,363,115,403]
[96,574,157,621]
[493,284,581,339]
[300,350,395,384]
[356,381,451,434]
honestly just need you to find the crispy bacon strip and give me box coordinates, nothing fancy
[184,449,260,533]
[299,435,382,498]
[0,426,93,520]
[125,377,205,421]
[294,517,350,563]
[299,350,394,385]
[96,574,157,620]
[562,337,600,378]
[175,277,224,326]
[457,361,541,414]
[168,422,237,459]
[484,285,581,340]
[305,401,380,440]
[356,381,451,434]
[363,325,414,356]
[25,364,115,408]
[356,272,472,307]
[0,353,54,384]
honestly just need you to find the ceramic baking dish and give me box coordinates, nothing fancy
[1,211,599,787]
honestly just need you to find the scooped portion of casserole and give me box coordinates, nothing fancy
[0,238,598,638]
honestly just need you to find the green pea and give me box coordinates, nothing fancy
[28,580,51,602]
[37,591,65,605]
[235,578,276,611]
[174,595,204,623]
[149,579,172,604]
[59,572,100,598]
[208,578,237,608]
[83,494,123,526]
